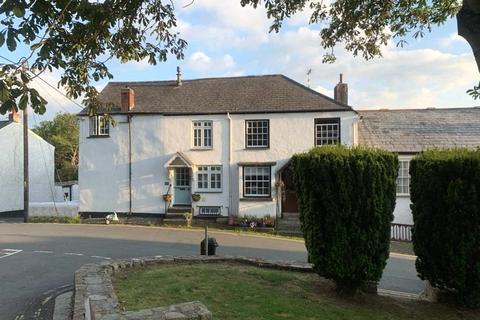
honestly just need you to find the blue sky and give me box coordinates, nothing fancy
[1,0,479,123]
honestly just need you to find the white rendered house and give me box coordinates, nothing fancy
[0,112,59,214]
[78,74,358,219]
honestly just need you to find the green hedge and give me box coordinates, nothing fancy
[410,149,480,306]
[292,146,397,291]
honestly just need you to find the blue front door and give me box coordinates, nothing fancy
[174,167,191,205]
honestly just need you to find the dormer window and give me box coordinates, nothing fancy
[89,115,109,136]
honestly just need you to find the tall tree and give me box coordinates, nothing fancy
[0,0,478,117]
[33,112,79,182]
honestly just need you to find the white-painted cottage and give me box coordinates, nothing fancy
[78,74,358,220]
[0,112,58,214]
[359,107,480,230]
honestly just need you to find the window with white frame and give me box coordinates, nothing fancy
[198,206,221,216]
[89,115,109,136]
[396,160,410,195]
[197,166,222,191]
[315,118,340,146]
[192,121,212,148]
[245,119,269,148]
[243,166,271,197]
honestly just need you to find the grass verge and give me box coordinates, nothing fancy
[113,263,478,320]
[28,215,81,224]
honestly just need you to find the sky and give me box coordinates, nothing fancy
[0,0,479,124]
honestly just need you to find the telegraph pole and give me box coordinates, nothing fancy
[22,62,29,223]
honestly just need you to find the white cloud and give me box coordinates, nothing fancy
[440,32,467,47]
[186,51,240,76]
[262,26,479,109]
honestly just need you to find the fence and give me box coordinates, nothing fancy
[391,223,413,242]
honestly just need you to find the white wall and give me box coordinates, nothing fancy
[79,111,358,217]
[231,111,357,217]
[0,122,58,212]
[393,154,415,225]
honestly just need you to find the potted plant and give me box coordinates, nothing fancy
[163,194,172,202]
[191,193,201,202]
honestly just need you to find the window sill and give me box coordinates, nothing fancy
[245,147,270,150]
[396,194,411,198]
[240,197,273,202]
[87,135,110,139]
[195,190,223,194]
[191,147,213,151]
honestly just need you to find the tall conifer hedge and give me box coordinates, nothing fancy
[410,149,480,306]
[291,146,397,291]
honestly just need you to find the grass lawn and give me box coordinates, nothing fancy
[113,263,478,320]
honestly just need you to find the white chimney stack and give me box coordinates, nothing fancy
[176,66,182,86]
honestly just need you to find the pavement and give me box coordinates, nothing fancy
[0,220,424,320]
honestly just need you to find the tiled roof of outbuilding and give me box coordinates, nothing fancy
[80,74,353,115]
[358,108,480,153]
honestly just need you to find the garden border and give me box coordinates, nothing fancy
[73,255,313,320]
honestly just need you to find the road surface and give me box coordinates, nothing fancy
[0,221,424,319]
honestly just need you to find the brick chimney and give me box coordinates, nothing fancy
[334,73,348,105]
[8,109,20,123]
[120,87,135,112]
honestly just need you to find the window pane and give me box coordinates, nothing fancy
[315,119,340,146]
[396,160,410,194]
[246,120,269,148]
[193,121,212,148]
[244,166,270,197]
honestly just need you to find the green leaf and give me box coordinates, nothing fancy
[0,32,4,47]
[6,29,17,51]
[19,94,28,110]
[13,6,25,18]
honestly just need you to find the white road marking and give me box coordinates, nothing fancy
[91,255,111,260]
[0,249,22,259]
[33,250,53,254]
[390,252,416,261]
[64,252,83,256]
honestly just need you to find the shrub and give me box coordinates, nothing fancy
[410,149,480,307]
[292,146,397,292]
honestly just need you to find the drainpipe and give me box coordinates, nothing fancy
[128,114,132,215]
[227,112,233,222]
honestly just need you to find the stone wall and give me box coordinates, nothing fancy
[73,255,313,320]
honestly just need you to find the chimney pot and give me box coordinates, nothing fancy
[120,87,135,112]
[334,73,348,105]
[176,66,182,86]
[8,109,20,123]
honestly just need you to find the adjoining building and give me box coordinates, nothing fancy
[0,111,60,215]
[358,107,480,234]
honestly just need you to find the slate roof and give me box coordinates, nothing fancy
[358,108,480,153]
[82,74,353,115]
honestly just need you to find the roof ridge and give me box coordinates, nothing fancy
[278,74,355,112]
[108,74,284,85]
[358,106,480,112]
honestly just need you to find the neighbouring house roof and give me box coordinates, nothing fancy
[0,120,11,130]
[358,107,480,153]
[81,74,353,115]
